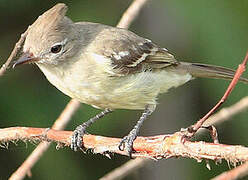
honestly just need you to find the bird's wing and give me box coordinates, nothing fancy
[87,25,178,76]
[109,39,179,75]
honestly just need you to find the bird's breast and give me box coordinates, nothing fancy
[37,62,192,110]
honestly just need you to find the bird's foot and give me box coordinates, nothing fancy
[71,124,87,151]
[118,130,137,158]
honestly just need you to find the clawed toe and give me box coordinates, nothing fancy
[118,134,136,158]
[71,125,87,151]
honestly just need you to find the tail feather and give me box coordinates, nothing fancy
[178,62,248,84]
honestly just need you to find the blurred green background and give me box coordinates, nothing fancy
[1,0,248,179]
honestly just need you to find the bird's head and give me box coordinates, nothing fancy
[13,3,80,67]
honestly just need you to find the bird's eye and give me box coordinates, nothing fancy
[51,44,62,54]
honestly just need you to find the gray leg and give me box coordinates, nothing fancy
[71,108,112,151]
[119,105,155,158]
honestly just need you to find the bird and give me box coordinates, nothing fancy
[13,3,248,157]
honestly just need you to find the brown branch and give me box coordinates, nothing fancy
[206,98,248,180]
[202,96,248,127]
[117,0,148,28]
[189,51,248,135]
[211,161,248,180]
[99,158,150,180]
[1,127,248,163]
[9,99,80,180]
[0,29,28,77]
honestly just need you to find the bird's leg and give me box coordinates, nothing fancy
[119,105,155,158]
[71,108,112,151]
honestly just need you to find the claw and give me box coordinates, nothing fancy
[118,106,154,158]
[118,136,127,151]
[71,124,86,151]
[118,134,136,158]
[70,109,113,152]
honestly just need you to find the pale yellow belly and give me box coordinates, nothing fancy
[65,71,191,110]
[38,64,192,110]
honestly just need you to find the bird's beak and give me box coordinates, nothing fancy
[12,52,40,68]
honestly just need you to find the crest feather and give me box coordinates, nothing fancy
[24,3,75,54]
[30,3,68,32]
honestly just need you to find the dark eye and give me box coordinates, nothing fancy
[51,44,62,54]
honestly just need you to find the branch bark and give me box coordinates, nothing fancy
[9,99,80,180]
[0,29,28,77]
[188,51,248,135]
[1,127,248,163]
[100,159,150,180]
[117,0,147,28]
[202,96,248,127]
[211,161,248,180]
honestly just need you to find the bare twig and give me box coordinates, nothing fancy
[209,97,248,179]
[117,0,148,28]
[189,51,248,135]
[211,161,248,180]
[0,29,28,77]
[207,98,248,180]
[9,99,80,180]
[1,127,248,162]
[100,158,150,180]
[203,96,248,127]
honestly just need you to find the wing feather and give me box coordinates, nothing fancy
[87,24,178,75]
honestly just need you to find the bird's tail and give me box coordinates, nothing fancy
[177,62,248,84]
